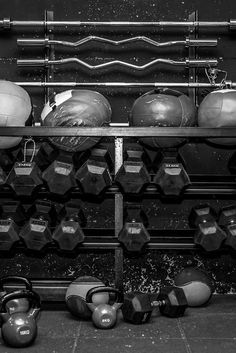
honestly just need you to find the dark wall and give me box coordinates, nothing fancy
[0,0,236,294]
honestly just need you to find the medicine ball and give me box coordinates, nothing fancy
[174,267,214,307]
[41,90,112,152]
[198,89,236,145]
[65,276,109,320]
[130,88,196,149]
[0,80,32,149]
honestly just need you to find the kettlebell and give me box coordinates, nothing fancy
[0,290,41,348]
[0,276,32,315]
[86,286,123,329]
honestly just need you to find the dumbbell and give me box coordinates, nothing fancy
[17,140,57,171]
[218,205,236,250]
[122,286,187,324]
[0,290,41,348]
[6,141,44,197]
[115,148,150,193]
[153,151,190,196]
[76,147,113,196]
[0,276,32,314]
[0,149,16,171]
[0,167,6,185]
[118,205,150,252]
[86,286,123,329]
[53,201,86,251]
[0,201,26,251]
[19,200,57,251]
[189,204,226,251]
[42,150,77,196]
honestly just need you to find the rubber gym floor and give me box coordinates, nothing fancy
[0,294,235,353]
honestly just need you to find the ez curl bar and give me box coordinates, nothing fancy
[17,58,218,70]
[17,36,218,48]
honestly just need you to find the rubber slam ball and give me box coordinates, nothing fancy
[65,276,109,319]
[130,88,196,149]
[0,80,32,149]
[174,267,214,307]
[198,89,236,145]
[41,90,112,152]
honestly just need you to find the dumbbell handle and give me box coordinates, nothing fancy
[151,300,166,308]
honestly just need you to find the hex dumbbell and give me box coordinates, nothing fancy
[20,200,57,251]
[76,147,113,195]
[0,201,26,251]
[154,151,190,196]
[6,142,45,197]
[122,286,188,324]
[53,201,86,251]
[218,205,236,250]
[115,148,150,194]
[118,205,150,252]
[42,150,77,196]
[189,204,226,251]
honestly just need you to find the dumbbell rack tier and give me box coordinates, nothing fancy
[1,10,236,298]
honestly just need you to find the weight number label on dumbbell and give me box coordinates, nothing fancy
[165,164,180,168]
[55,163,72,176]
[31,220,47,232]
[124,165,142,173]
[88,165,106,173]
[14,162,34,176]
[164,164,181,176]
[62,226,76,234]
[127,225,142,234]
[0,220,11,232]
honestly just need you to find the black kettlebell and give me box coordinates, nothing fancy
[0,290,41,348]
[86,286,123,329]
[0,276,32,315]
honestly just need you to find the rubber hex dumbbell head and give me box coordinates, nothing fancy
[218,205,236,250]
[52,201,86,251]
[218,205,236,227]
[122,292,153,324]
[115,148,150,194]
[42,150,77,196]
[6,161,43,196]
[189,204,217,227]
[1,201,26,225]
[189,204,226,252]
[157,286,187,318]
[76,147,113,195]
[154,159,190,196]
[118,205,150,252]
[19,200,56,251]
[0,201,26,251]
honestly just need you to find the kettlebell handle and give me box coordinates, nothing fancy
[86,286,123,304]
[0,276,32,292]
[0,290,41,313]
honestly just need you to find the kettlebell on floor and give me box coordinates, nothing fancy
[0,290,41,348]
